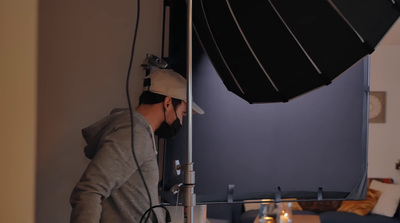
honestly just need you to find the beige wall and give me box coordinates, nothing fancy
[0,0,38,223]
[36,0,165,222]
[367,19,400,183]
[369,44,400,183]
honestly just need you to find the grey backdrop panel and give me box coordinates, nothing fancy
[161,56,369,204]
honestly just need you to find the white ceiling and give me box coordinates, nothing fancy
[379,18,400,46]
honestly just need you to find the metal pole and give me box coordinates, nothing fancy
[183,0,196,223]
[187,0,193,166]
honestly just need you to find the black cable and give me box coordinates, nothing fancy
[162,138,167,198]
[140,205,171,223]
[125,0,154,222]
[161,2,167,58]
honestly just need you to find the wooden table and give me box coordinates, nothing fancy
[254,215,321,223]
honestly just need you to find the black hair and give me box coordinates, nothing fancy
[139,91,165,104]
[139,91,182,108]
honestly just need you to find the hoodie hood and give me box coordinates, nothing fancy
[82,108,131,159]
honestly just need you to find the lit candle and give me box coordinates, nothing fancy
[279,212,290,223]
[261,216,274,223]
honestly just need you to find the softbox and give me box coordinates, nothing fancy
[192,0,400,103]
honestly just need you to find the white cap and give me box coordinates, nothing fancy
[143,69,205,114]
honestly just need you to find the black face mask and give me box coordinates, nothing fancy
[155,106,182,138]
[155,118,181,138]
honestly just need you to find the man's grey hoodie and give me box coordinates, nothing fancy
[70,108,164,223]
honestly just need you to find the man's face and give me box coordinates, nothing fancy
[175,101,187,124]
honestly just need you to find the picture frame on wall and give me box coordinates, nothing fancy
[369,91,386,123]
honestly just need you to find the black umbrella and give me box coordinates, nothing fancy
[193,0,400,103]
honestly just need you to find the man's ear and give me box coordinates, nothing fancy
[163,96,172,109]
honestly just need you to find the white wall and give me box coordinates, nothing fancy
[0,0,37,223]
[36,1,165,222]
[369,44,400,183]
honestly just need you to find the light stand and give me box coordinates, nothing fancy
[182,0,196,223]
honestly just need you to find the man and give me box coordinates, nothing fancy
[70,69,204,222]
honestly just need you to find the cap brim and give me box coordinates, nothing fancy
[192,102,205,115]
